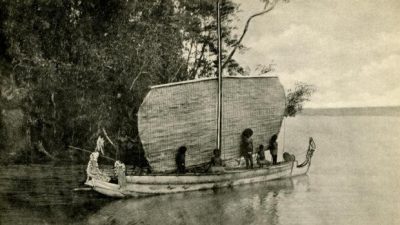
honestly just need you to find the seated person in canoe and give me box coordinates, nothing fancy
[207,148,226,173]
[256,144,271,167]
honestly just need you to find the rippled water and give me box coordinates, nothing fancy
[1,116,399,225]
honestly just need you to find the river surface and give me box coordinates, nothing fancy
[0,116,399,225]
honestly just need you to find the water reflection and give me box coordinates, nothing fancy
[85,176,308,225]
[0,165,111,225]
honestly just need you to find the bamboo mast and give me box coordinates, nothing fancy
[217,0,223,151]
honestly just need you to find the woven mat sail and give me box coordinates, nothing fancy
[138,76,286,172]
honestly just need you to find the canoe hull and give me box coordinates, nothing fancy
[85,160,310,198]
[84,138,316,198]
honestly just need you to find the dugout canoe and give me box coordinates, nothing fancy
[84,140,316,198]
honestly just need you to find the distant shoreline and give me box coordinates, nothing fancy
[300,106,400,117]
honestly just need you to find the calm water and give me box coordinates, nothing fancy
[1,116,399,225]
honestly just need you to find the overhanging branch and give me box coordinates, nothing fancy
[222,2,277,70]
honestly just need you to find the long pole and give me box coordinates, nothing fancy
[217,0,223,151]
[68,146,115,161]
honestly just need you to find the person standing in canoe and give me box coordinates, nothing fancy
[86,136,111,182]
[268,134,278,165]
[241,128,254,169]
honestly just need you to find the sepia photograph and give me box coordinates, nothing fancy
[0,0,399,224]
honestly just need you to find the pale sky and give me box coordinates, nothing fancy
[233,0,400,108]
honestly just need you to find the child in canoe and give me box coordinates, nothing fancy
[207,148,225,173]
[256,144,271,167]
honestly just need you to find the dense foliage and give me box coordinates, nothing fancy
[0,0,247,164]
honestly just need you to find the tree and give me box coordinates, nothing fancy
[285,83,316,117]
[222,0,289,70]
[0,0,187,163]
[175,0,245,78]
